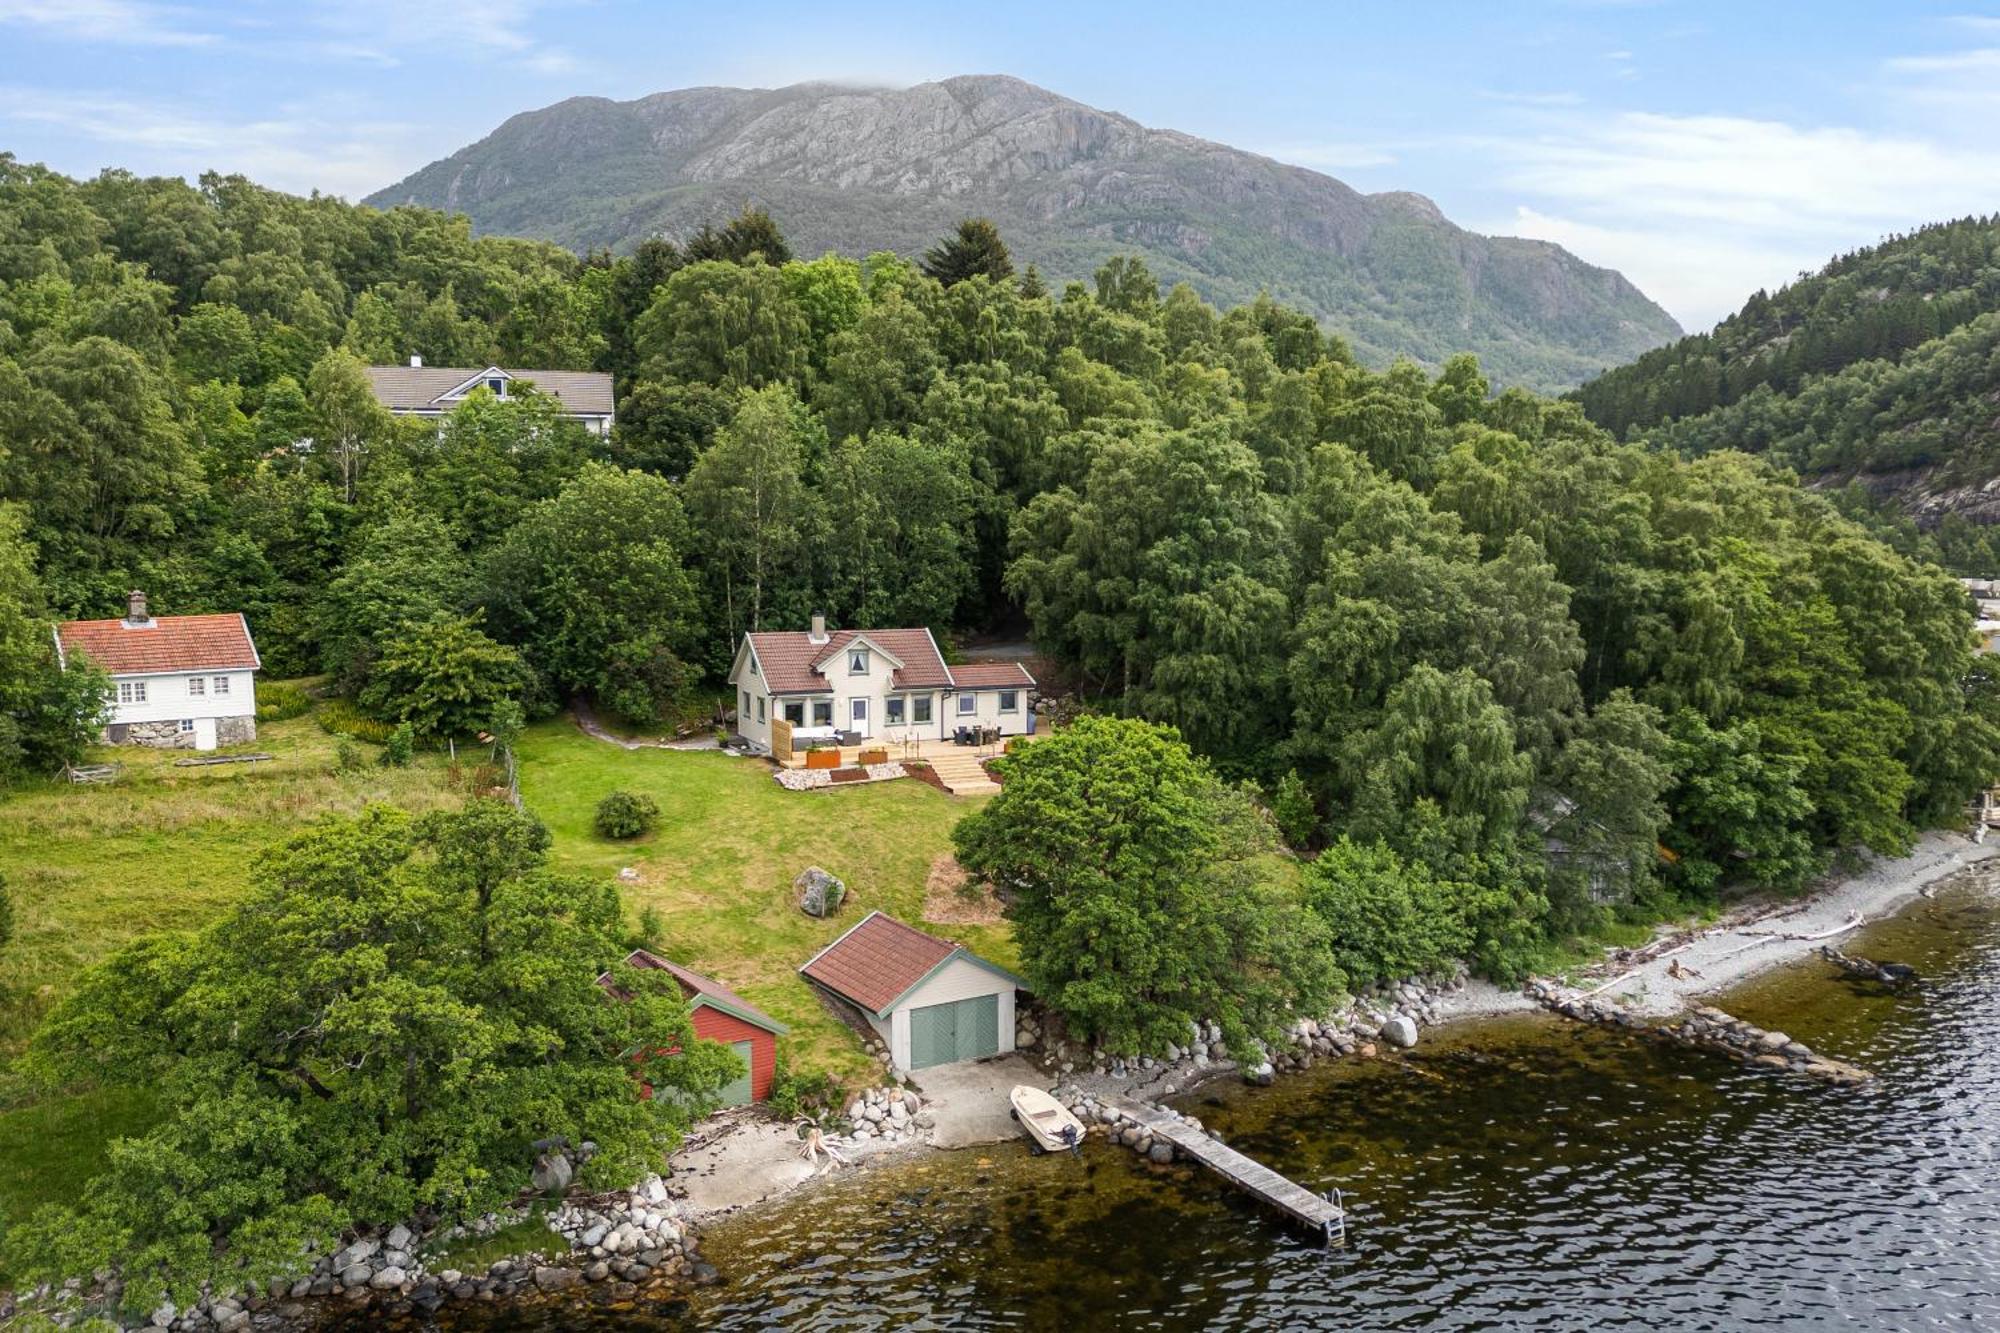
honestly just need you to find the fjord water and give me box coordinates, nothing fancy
[467,883,2000,1330]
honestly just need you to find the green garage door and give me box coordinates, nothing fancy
[719,1039,756,1106]
[907,994,1000,1070]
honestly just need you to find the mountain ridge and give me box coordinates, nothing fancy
[368,74,1680,391]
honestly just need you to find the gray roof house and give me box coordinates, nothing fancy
[363,358,615,435]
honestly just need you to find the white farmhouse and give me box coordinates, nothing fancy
[727,613,1036,751]
[55,591,260,752]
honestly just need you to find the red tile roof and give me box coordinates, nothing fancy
[57,613,259,676]
[950,661,1037,688]
[618,950,787,1034]
[746,627,954,694]
[800,911,960,1015]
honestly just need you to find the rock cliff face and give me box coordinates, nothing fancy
[369,75,1680,391]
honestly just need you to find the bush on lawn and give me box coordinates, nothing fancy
[595,789,661,840]
[254,678,314,724]
[316,698,393,744]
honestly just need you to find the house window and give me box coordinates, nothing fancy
[187,677,206,698]
[886,696,905,725]
[958,693,977,715]
[848,650,868,675]
[999,690,1019,712]
[212,675,230,696]
[178,718,195,733]
[118,681,147,704]
[487,377,506,395]
[756,696,766,723]
[783,701,804,725]
[741,690,751,718]
[812,701,833,726]
[912,695,932,723]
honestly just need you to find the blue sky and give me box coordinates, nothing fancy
[2,1,1998,330]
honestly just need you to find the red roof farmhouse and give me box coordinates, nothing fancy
[601,951,789,1106]
[800,911,1024,1072]
[55,591,261,752]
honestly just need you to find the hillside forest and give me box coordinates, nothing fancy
[1569,215,2000,572]
[4,156,1999,979]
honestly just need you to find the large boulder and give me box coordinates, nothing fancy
[531,1151,574,1195]
[1381,1015,1419,1049]
[795,866,847,918]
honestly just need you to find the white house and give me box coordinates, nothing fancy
[800,910,1024,1072]
[727,614,1036,751]
[362,358,615,437]
[55,592,260,752]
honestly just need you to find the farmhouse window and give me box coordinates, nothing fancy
[912,695,933,723]
[887,696,906,725]
[187,677,206,697]
[999,690,1019,712]
[179,718,195,733]
[212,676,230,695]
[848,650,868,675]
[783,701,805,725]
[812,700,833,726]
[756,696,766,723]
[958,693,977,715]
[118,681,147,704]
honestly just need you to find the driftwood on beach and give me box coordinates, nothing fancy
[1817,945,1919,986]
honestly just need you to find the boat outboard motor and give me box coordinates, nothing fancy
[1061,1123,1082,1156]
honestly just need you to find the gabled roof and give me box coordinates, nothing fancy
[745,627,954,695]
[799,910,1023,1018]
[606,950,788,1035]
[56,613,260,676]
[362,365,615,416]
[949,661,1037,689]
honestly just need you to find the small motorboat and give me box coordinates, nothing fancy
[1009,1084,1084,1155]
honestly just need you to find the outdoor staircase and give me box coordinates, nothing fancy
[924,749,1002,796]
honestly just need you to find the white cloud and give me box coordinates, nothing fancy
[1478,111,2000,329]
[295,0,579,74]
[0,88,422,198]
[0,0,214,47]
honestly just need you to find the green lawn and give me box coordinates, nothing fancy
[0,712,460,1057]
[516,722,1015,1082]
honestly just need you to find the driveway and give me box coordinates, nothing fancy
[914,1053,1049,1148]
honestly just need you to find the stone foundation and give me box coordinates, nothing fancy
[109,720,196,749]
[217,715,256,745]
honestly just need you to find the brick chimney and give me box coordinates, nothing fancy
[808,611,828,644]
[124,589,152,626]
[409,354,423,368]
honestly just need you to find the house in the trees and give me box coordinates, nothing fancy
[800,911,1024,1072]
[55,591,260,752]
[602,950,788,1106]
[727,613,1036,751]
[362,357,615,436]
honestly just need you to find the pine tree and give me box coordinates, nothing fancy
[921,218,1014,286]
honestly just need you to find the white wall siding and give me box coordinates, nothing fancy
[944,687,1032,736]
[105,670,257,726]
[887,954,1017,1071]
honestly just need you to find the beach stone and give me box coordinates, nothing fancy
[386,1223,413,1251]
[532,1152,573,1195]
[534,1266,580,1292]
[1147,1142,1175,1164]
[369,1266,406,1290]
[340,1264,372,1288]
[1758,1030,1791,1051]
[1382,1015,1419,1049]
[794,866,846,918]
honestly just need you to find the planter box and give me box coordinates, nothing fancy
[804,749,842,771]
[858,747,889,766]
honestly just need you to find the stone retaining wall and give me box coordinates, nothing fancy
[1524,979,1872,1085]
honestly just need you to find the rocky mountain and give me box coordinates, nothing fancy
[367,75,1680,391]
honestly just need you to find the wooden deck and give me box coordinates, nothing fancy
[1110,1096,1345,1242]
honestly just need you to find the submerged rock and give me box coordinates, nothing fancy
[1381,1015,1419,1048]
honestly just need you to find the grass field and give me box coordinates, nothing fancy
[515,723,1014,1082]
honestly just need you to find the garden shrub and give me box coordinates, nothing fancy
[254,678,313,724]
[379,722,415,768]
[594,789,661,839]
[316,699,393,744]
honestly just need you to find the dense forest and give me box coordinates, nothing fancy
[3,155,1997,976]
[1569,217,2000,570]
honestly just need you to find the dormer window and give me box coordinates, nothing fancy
[486,377,506,396]
[848,650,869,675]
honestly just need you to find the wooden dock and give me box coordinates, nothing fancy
[1110,1096,1345,1243]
